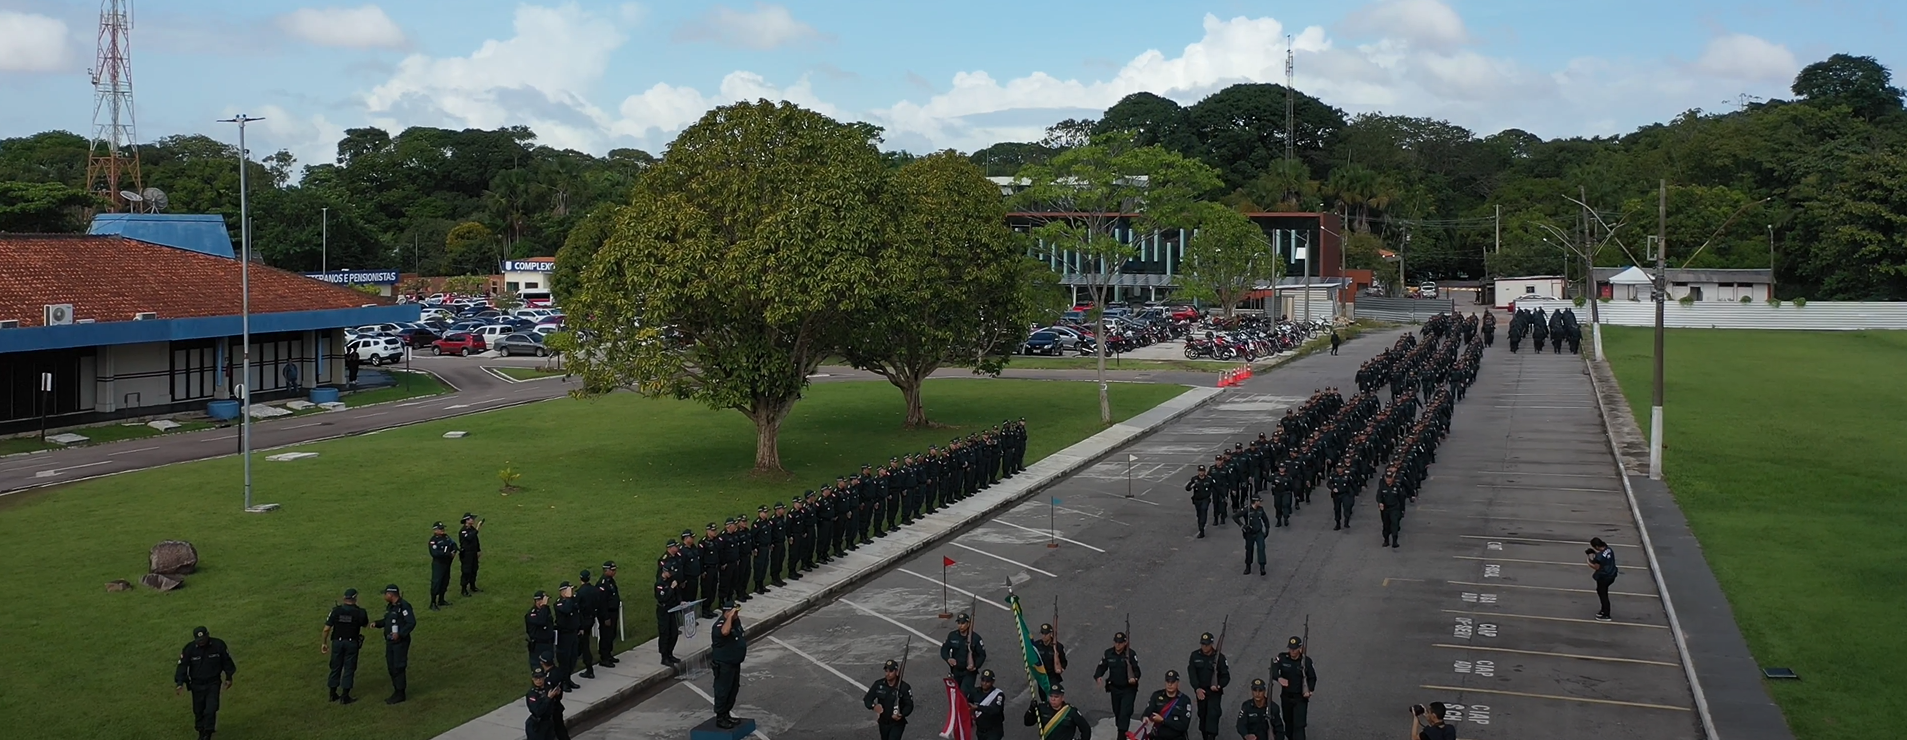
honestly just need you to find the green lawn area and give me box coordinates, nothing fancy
[0,378,1187,740]
[1602,326,1907,740]
[491,366,567,381]
[341,370,449,406]
[0,419,220,456]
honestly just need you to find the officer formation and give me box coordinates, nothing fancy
[1505,306,1582,354]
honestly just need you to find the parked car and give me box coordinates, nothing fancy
[444,319,487,336]
[1419,281,1440,299]
[495,332,550,357]
[472,324,516,341]
[432,333,488,356]
[347,336,405,365]
[355,322,404,335]
[1021,330,1065,355]
[394,327,440,348]
[532,324,563,337]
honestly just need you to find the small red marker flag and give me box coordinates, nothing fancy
[943,556,957,567]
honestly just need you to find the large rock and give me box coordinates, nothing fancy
[150,540,198,575]
[140,573,183,591]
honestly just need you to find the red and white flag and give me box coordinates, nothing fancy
[938,676,974,740]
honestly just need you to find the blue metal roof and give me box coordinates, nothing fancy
[89,213,236,259]
[0,304,421,354]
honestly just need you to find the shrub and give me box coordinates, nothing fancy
[1766,298,1782,307]
[498,466,521,492]
[1740,295,1752,303]
[1572,295,1586,307]
[1793,297,1808,307]
[1677,294,1697,306]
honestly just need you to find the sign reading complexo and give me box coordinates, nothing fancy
[305,270,401,285]
[502,260,556,273]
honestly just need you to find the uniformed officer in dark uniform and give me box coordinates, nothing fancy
[597,561,622,667]
[751,506,775,594]
[970,669,1007,740]
[656,558,683,666]
[768,502,790,587]
[1187,632,1230,740]
[1235,678,1287,740]
[676,531,702,607]
[370,584,416,704]
[1144,670,1194,740]
[457,513,483,596]
[698,524,721,618]
[1378,471,1406,549]
[322,588,370,704]
[727,517,752,603]
[427,522,458,610]
[863,658,915,740]
[1022,684,1090,739]
[175,626,236,740]
[1092,631,1141,736]
[524,667,560,740]
[1241,496,1270,576]
[525,590,555,670]
[787,498,812,578]
[575,570,599,680]
[941,612,987,696]
[1035,623,1068,685]
[1185,466,1213,538]
[710,601,748,729]
[553,582,585,689]
[1272,637,1317,740]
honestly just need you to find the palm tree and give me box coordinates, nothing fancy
[1324,164,1378,231]
[1248,159,1319,212]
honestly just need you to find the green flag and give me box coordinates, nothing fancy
[1006,591,1051,702]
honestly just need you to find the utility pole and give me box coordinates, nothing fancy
[1651,180,1666,481]
[1582,186,1601,360]
[219,113,271,513]
[321,206,329,275]
[1767,224,1775,299]
[1284,35,1295,166]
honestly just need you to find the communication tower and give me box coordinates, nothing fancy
[86,0,145,212]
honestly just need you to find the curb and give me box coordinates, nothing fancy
[434,385,1226,740]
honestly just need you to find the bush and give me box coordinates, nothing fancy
[1794,297,1808,307]
[1573,295,1587,307]
[1766,298,1782,307]
[498,466,521,492]
[1740,295,1752,303]
[1678,294,1697,306]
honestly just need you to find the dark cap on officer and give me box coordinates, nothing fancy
[956,613,971,624]
[1049,684,1066,697]
[1113,631,1127,643]
[1250,678,1268,691]
[883,660,899,672]
[1199,632,1215,645]
[1287,636,1304,650]
[192,626,209,640]
[432,521,445,530]
[384,584,401,594]
[1039,623,1053,635]
[343,588,358,599]
[1164,670,1181,682]
[979,669,996,682]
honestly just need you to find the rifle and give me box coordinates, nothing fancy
[1052,595,1064,674]
[1211,615,1230,693]
[967,591,980,672]
[894,636,911,721]
[1122,612,1136,687]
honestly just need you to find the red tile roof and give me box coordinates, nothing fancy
[0,234,393,327]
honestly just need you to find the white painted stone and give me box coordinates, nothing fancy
[319,402,347,411]
[146,420,182,431]
[246,404,292,419]
[443,431,469,439]
[46,433,89,445]
[265,452,320,462]
[285,400,316,411]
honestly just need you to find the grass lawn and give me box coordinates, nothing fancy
[0,378,1187,740]
[491,366,567,381]
[340,370,449,407]
[1601,326,1907,740]
[0,419,220,456]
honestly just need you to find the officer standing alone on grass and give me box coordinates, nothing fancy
[457,514,483,596]
[863,659,915,740]
[427,522,458,610]
[1092,631,1141,736]
[371,584,415,704]
[1273,637,1317,740]
[322,588,369,704]
[175,626,236,740]
[597,561,622,666]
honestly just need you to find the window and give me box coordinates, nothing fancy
[170,340,216,401]
[525,281,540,289]
[1523,285,1536,294]
[506,281,520,292]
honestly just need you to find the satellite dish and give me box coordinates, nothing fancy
[142,187,169,212]
[120,190,144,203]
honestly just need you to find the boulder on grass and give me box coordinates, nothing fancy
[106,579,133,592]
[140,573,183,591]
[150,540,199,575]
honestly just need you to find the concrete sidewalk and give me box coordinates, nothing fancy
[433,385,1225,740]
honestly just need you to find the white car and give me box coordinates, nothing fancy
[355,323,403,335]
[347,336,405,365]
[471,324,516,341]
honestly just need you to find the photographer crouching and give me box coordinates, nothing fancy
[1409,702,1455,740]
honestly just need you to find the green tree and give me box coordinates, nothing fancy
[1183,83,1346,188]
[1796,148,1907,299]
[1240,159,1320,212]
[1095,92,1195,152]
[1014,131,1222,423]
[968,142,1055,177]
[0,181,98,232]
[567,101,886,474]
[551,202,620,305]
[1792,54,1904,121]
[1176,203,1282,317]
[841,152,1041,427]
[443,221,500,276]
[1040,118,1098,150]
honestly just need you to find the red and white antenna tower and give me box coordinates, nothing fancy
[86,0,144,213]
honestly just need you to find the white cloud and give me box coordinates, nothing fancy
[1340,0,1470,51]
[363,3,624,151]
[277,5,407,49]
[611,71,836,140]
[0,11,70,72]
[674,3,823,50]
[1694,33,1799,83]
[249,104,348,173]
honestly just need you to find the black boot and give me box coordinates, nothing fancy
[1243,564,1252,575]
[329,687,339,702]
[340,690,357,705]
[581,666,596,679]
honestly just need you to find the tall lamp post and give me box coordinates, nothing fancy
[219,113,275,513]
[322,206,329,275]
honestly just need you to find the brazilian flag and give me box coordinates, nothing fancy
[1006,591,1051,702]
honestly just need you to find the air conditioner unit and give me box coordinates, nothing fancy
[0,319,18,329]
[134,311,158,321]
[43,304,74,325]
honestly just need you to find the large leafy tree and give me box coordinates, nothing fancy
[842,152,1042,428]
[567,101,885,474]
[1182,83,1346,188]
[1792,54,1904,121]
[1014,132,1222,423]
[1177,203,1282,317]
[1096,92,1196,153]
[0,181,98,232]
[1795,148,1907,299]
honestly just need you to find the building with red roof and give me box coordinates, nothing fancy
[0,217,418,431]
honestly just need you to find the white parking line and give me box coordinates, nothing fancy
[1463,535,1637,548]
[988,521,1106,553]
[677,681,775,740]
[841,599,942,643]
[949,542,1057,577]
[359,412,388,418]
[104,446,161,456]
[396,401,428,408]
[284,422,326,430]
[766,636,866,690]
[33,460,115,478]
[894,568,1011,612]
[1455,555,1650,571]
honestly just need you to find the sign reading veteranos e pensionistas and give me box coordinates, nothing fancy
[304,270,401,285]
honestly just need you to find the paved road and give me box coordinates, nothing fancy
[577,331,1702,740]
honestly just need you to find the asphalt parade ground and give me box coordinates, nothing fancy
[577,329,1704,740]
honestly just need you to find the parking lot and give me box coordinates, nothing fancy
[573,332,1701,740]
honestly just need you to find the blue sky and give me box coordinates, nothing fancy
[1,0,1900,170]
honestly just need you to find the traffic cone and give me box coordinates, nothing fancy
[1217,369,1232,387]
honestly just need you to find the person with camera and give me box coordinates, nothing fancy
[1586,537,1619,621]
[1409,702,1455,740]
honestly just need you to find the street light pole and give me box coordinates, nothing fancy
[219,113,268,512]
[322,206,329,275]
[1651,180,1666,481]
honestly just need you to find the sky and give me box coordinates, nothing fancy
[0,0,1901,171]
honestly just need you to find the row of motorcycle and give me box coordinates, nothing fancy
[1181,317,1333,360]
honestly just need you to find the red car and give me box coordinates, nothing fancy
[432,332,488,356]
[1169,306,1200,321]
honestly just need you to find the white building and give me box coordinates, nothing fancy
[501,258,555,296]
[1493,275,1567,307]
[1595,267,1773,302]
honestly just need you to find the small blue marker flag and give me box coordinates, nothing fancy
[1051,497,1061,505]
